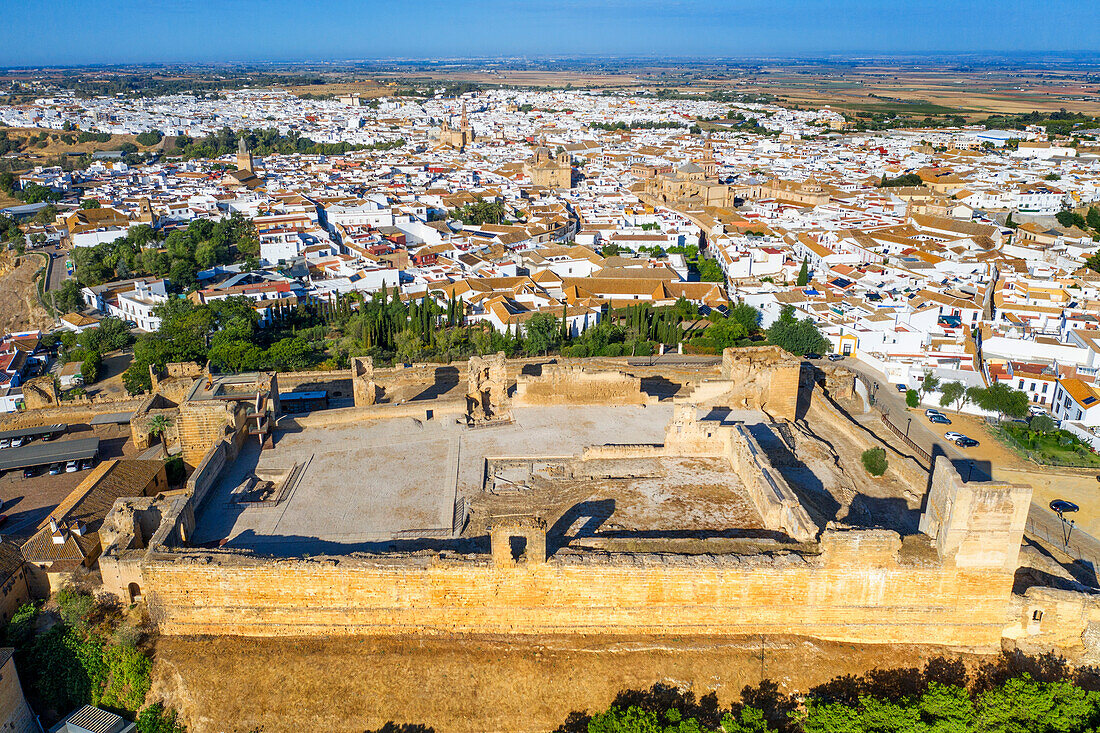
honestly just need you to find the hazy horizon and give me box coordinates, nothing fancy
[4,0,1100,66]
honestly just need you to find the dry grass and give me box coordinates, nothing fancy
[0,251,52,333]
[151,633,993,733]
[2,126,156,157]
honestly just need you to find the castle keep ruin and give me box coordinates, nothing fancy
[78,352,1100,656]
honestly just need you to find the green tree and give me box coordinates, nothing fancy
[796,258,809,286]
[939,381,965,410]
[766,306,828,356]
[522,312,562,356]
[705,318,748,351]
[1056,210,1087,230]
[1029,413,1056,434]
[265,336,316,371]
[972,382,1030,420]
[921,373,940,396]
[1087,206,1100,232]
[905,389,920,408]
[79,199,101,209]
[146,414,173,444]
[730,302,762,334]
[81,352,102,384]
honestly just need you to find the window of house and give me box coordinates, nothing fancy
[1033,609,1044,622]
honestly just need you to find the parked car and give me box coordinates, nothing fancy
[10,436,23,448]
[943,432,965,442]
[955,437,979,448]
[804,352,821,360]
[79,458,94,471]
[928,414,952,425]
[1051,499,1080,514]
[41,432,57,441]
[0,439,9,450]
[1028,405,1048,416]
[22,466,38,478]
[48,463,62,475]
[925,409,944,418]
[65,460,79,473]
[895,384,908,392]
[828,353,843,361]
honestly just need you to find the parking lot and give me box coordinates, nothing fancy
[0,422,135,538]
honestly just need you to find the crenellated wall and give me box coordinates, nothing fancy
[137,529,1017,647]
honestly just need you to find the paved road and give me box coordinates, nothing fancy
[841,357,1100,582]
[46,249,68,292]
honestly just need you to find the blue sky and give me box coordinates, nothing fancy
[3,0,1100,66]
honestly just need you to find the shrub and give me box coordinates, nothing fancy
[862,447,888,476]
[905,389,920,408]
[136,703,187,733]
[165,456,186,486]
[111,623,143,648]
[81,352,102,384]
[56,587,95,632]
[1029,414,1056,434]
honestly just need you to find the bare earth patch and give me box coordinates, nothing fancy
[0,252,52,333]
[151,633,995,733]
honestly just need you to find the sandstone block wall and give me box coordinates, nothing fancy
[514,365,645,406]
[178,401,236,468]
[20,376,58,409]
[138,533,1018,648]
[350,357,377,407]
[920,456,1031,572]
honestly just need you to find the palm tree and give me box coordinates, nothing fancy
[146,414,172,445]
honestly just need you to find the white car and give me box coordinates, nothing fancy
[924,409,944,418]
[65,460,79,473]
[0,439,8,450]
[943,432,965,442]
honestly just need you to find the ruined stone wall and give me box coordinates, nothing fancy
[278,370,354,402]
[0,395,150,431]
[178,401,237,468]
[920,456,1031,572]
[1004,586,1100,661]
[187,439,231,507]
[514,365,645,406]
[727,424,818,542]
[138,529,1017,648]
[350,358,376,407]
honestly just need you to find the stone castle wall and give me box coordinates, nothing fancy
[138,531,1016,647]
[514,365,646,406]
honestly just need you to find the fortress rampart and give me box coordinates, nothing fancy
[135,529,1015,645]
[86,351,1100,655]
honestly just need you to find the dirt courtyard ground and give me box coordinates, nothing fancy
[151,633,995,733]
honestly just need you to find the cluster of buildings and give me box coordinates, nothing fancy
[4,87,1100,442]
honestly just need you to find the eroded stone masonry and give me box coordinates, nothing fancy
[49,348,1099,657]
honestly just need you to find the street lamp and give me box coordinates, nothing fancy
[1050,499,1080,550]
[966,460,975,482]
[905,417,912,438]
